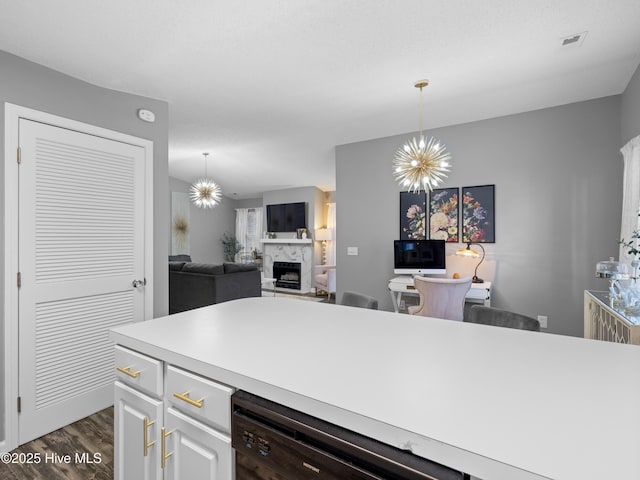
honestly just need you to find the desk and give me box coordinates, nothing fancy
[389,276,491,313]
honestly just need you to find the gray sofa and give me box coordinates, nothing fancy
[169,255,261,314]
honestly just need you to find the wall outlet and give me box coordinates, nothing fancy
[537,315,548,329]
[347,247,358,256]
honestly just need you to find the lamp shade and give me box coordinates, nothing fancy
[455,244,480,258]
[314,228,334,241]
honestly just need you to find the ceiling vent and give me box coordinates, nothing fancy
[561,31,587,48]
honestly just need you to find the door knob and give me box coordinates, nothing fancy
[132,279,146,288]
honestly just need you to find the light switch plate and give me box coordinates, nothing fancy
[347,247,358,256]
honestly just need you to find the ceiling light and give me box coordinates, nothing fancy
[190,152,222,209]
[393,80,451,193]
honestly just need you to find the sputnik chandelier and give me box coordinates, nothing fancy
[190,152,222,209]
[393,80,451,193]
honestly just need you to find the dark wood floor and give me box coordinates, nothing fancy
[0,408,113,480]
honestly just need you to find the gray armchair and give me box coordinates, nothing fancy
[466,305,540,331]
[340,291,378,309]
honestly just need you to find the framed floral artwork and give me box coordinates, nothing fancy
[462,184,495,243]
[399,191,426,240]
[428,187,459,242]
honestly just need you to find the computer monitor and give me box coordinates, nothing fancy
[393,239,446,275]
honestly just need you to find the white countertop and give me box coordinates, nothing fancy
[110,297,640,480]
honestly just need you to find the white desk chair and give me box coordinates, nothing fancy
[408,276,472,321]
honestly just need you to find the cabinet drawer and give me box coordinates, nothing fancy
[165,365,234,433]
[114,345,163,397]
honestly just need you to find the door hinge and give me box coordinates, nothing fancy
[17,272,21,288]
[17,147,21,164]
[17,397,21,413]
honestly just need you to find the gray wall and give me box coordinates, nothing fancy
[0,50,169,443]
[336,96,623,337]
[621,63,640,145]
[263,186,326,235]
[0,50,170,317]
[263,186,327,264]
[234,197,264,209]
[169,176,237,264]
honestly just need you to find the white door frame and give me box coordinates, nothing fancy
[2,103,154,452]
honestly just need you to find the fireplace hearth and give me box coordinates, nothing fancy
[273,261,301,290]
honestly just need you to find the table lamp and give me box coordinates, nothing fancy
[455,242,485,283]
[314,228,334,264]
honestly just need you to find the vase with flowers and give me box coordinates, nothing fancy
[619,216,640,314]
[620,214,640,283]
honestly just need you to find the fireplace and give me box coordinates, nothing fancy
[273,261,301,290]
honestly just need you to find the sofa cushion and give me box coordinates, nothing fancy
[169,254,192,262]
[181,263,225,275]
[223,262,258,273]
[169,261,186,271]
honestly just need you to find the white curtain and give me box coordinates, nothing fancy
[619,135,640,264]
[326,202,336,265]
[235,207,263,261]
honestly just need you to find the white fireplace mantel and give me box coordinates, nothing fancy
[262,240,314,293]
[261,238,312,244]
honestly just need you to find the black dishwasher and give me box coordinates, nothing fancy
[232,391,468,480]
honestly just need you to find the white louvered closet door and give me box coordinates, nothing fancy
[18,119,146,444]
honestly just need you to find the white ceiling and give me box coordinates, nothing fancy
[1,1,639,198]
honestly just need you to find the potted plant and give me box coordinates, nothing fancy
[220,233,243,262]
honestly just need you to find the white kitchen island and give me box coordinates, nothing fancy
[110,297,640,480]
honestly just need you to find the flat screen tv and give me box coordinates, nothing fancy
[393,239,446,275]
[266,202,307,232]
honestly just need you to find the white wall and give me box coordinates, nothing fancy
[336,96,623,337]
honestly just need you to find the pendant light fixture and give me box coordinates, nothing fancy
[190,152,222,209]
[393,80,451,193]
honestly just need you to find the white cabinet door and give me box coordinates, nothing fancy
[164,406,233,480]
[115,381,163,480]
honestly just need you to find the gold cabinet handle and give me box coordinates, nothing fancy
[143,417,156,457]
[116,365,141,378]
[173,391,204,408]
[161,427,173,469]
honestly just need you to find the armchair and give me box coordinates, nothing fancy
[340,291,378,309]
[315,264,336,300]
[466,305,540,331]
